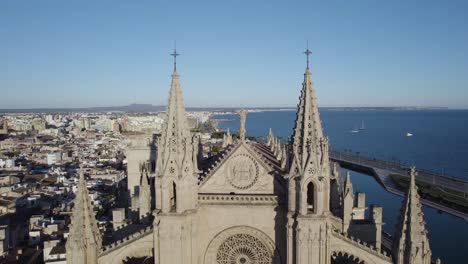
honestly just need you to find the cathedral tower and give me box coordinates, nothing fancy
[286,48,332,264]
[153,48,199,264]
[66,166,101,264]
[153,51,198,214]
[288,49,331,216]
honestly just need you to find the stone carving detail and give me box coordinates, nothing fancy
[227,154,259,190]
[216,233,271,264]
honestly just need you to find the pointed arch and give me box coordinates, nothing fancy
[300,177,322,215]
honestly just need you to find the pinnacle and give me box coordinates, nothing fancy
[66,166,101,263]
[290,64,326,175]
[344,172,353,195]
[393,166,432,263]
[155,62,197,179]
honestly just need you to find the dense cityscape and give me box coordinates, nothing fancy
[0,111,218,263]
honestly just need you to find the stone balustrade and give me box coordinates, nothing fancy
[101,225,153,254]
[331,229,391,261]
[198,194,278,205]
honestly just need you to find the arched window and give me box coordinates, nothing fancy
[307,182,314,213]
[170,182,177,212]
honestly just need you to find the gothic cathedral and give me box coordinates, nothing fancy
[66,50,438,264]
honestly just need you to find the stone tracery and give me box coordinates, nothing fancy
[216,233,272,264]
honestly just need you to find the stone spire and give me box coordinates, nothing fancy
[343,172,353,196]
[139,161,151,220]
[281,144,289,170]
[289,55,328,177]
[239,109,247,141]
[154,52,198,213]
[276,141,283,161]
[267,128,274,146]
[287,50,331,216]
[155,58,196,178]
[394,167,432,264]
[273,137,279,156]
[66,166,101,264]
[342,172,354,232]
[226,129,232,145]
[222,129,233,148]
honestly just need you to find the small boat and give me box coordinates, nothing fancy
[350,126,359,133]
[406,132,413,137]
[359,120,366,130]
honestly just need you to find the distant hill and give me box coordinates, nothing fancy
[0,104,449,114]
[0,104,166,113]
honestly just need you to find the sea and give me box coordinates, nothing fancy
[213,110,468,264]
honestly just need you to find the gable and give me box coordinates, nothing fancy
[199,143,284,194]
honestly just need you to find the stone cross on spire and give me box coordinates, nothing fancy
[303,47,312,69]
[170,41,180,71]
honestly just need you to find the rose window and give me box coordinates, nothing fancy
[216,234,272,264]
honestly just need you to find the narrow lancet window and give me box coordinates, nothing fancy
[170,182,177,212]
[307,182,314,213]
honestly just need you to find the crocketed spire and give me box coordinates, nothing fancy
[289,62,329,178]
[287,51,331,216]
[154,55,199,213]
[66,166,101,264]
[343,172,353,197]
[155,66,197,179]
[342,171,354,232]
[267,128,274,146]
[394,167,432,264]
[139,161,152,219]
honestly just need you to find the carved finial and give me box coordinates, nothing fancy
[239,109,247,141]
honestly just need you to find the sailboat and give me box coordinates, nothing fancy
[359,120,366,130]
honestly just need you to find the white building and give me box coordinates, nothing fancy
[47,152,62,165]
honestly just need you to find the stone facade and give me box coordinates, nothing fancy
[65,52,439,264]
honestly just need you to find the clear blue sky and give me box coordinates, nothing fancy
[1,0,467,109]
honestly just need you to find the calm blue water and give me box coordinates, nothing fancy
[213,110,468,263]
